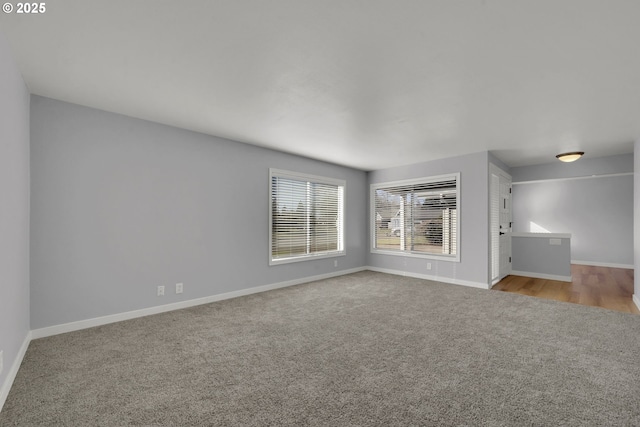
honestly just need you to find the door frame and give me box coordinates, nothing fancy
[490,164,512,285]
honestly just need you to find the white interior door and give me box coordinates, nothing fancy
[498,175,511,280]
[490,165,512,284]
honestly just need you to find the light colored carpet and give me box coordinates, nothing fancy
[1,271,639,426]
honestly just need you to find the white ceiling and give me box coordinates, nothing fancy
[1,0,639,170]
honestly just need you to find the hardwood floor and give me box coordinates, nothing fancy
[492,264,639,315]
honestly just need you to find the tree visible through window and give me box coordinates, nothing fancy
[372,174,459,260]
[270,169,345,264]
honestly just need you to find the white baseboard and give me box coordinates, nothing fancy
[31,267,366,340]
[510,270,572,282]
[491,276,506,286]
[366,266,489,289]
[633,294,640,312]
[31,266,488,340]
[0,331,31,414]
[571,260,634,269]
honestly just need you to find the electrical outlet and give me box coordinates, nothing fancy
[157,285,165,296]
[427,263,432,270]
[176,283,183,294]
[0,350,3,375]
[334,260,338,268]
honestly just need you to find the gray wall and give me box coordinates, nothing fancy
[30,96,368,329]
[511,236,571,278]
[0,33,30,394]
[512,154,633,266]
[367,152,490,286]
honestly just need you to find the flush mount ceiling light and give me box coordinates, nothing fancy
[556,151,584,162]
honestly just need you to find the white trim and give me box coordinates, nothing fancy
[269,168,346,266]
[0,331,31,413]
[29,266,492,341]
[370,172,461,263]
[269,168,346,187]
[269,251,346,266]
[512,172,633,186]
[367,266,489,289]
[492,275,508,286]
[489,164,513,284]
[633,294,640,312]
[510,270,572,282]
[369,249,458,262]
[31,267,366,340]
[369,172,462,190]
[571,260,634,269]
[489,163,512,180]
[512,232,571,239]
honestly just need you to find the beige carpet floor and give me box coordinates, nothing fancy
[1,271,639,426]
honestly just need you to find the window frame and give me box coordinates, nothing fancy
[370,173,461,262]
[269,168,346,265]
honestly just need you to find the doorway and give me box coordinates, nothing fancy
[490,164,512,284]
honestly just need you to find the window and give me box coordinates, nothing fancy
[371,173,460,261]
[270,169,345,264]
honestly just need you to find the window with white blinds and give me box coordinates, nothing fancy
[371,173,460,261]
[270,169,345,265]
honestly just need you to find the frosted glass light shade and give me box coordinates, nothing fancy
[556,151,584,162]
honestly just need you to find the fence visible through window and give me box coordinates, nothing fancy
[372,174,459,260]
[270,169,345,264]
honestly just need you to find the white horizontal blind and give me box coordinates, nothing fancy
[491,173,500,280]
[270,170,344,263]
[372,174,459,258]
